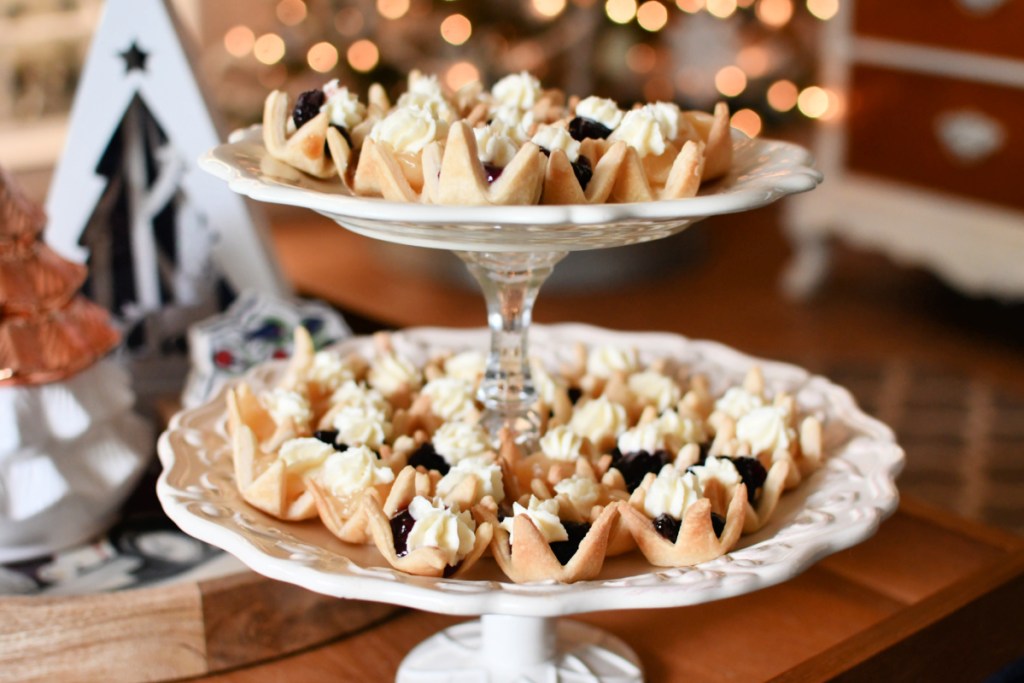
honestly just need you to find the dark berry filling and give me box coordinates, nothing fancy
[711,512,726,538]
[572,155,593,191]
[331,123,354,149]
[408,442,450,475]
[390,508,416,556]
[313,430,348,451]
[482,162,504,184]
[292,89,325,129]
[548,521,591,565]
[567,387,583,404]
[611,449,671,492]
[728,456,768,503]
[653,513,681,542]
[569,116,613,141]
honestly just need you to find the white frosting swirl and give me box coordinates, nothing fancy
[539,424,585,461]
[473,124,519,167]
[329,405,391,450]
[688,455,741,494]
[642,465,703,520]
[406,496,476,566]
[488,105,535,144]
[491,71,542,110]
[657,409,708,445]
[319,444,395,496]
[368,106,441,155]
[432,421,492,465]
[714,387,766,421]
[444,350,486,384]
[321,80,366,130]
[736,406,795,455]
[329,381,391,420]
[554,475,601,515]
[609,107,667,157]
[530,360,564,407]
[628,371,682,413]
[421,377,478,421]
[530,124,580,162]
[575,96,624,130]
[263,388,312,427]
[500,495,567,544]
[617,421,666,455]
[436,455,505,504]
[585,345,639,378]
[569,396,629,445]
[278,437,334,475]
[367,351,423,396]
[309,351,355,393]
[646,102,683,141]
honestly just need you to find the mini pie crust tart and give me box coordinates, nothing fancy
[363,466,493,578]
[620,472,747,568]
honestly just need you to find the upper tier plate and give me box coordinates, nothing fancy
[199,128,822,251]
[157,324,903,617]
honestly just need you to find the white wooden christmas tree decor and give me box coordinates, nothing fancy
[44,0,287,397]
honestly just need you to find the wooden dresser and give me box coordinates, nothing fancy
[783,0,1024,299]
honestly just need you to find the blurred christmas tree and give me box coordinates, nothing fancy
[202,0,840,139]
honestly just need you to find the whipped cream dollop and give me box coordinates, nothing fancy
[609,107,667,157]
[420,377,479,421]
[367,350,423,396]
[714,386,766,421]
[319,444,395,497]
[530,360,565,408]
[569,395,629,446]
[736,405,794,456]
[321,80,366,130]
[530,124,580,162]
[405,496,476,566]
[575,96,624,130]
[539,424,585,461]
[329,405,391,450]
[432,421,492,466]
[443,350,486,384]
[473,124,519,167]
[330,380,392,419]
[436,455,505,505]
[688,455,742,494]
[586,345,639,378]
[488,104,535,144]
[553,475,601,516]
[628,370,682,413]
[263,388,313,427]
[657,409,708,446]
[646,102,683,141]
[368,106,441,155]
[617,420,666,455]
[308,350,356,393]
[491,71,542,110]
[500,495,567,544]
[643,465,703,521]
[278,437,334,476]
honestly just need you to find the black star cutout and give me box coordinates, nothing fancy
[119,42,148,73]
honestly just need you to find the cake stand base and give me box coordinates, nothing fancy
[396,615,643,683]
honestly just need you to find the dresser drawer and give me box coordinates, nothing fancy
[854,0,1024,61]
[846,65,1024,210]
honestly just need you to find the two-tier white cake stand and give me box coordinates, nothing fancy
[157,127,904,682]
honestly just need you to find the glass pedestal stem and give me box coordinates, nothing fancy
[457,250,567,449]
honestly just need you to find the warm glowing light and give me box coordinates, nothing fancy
[606,0,638,24]
[445,61,480,91]
[806,0,839,20]
[223,25,255,58]
[377,0,410,19]
[643,76,673,102]
[626,43,658,73]
[253,33,286,65]
[714,65,747,96]
[737,0,755,6]
[767,79,799,111]
[507,41,545,71]
[731,109,762,137]
[798,85,830,118]
[706,0,737,18]
[757,0,793,27]
[347,39,380,72]
[276,0,307,26]
[441,13,472,45]
[533,0,568,18]
[335,8,365,36]
[736,44,770,77]
[675,0,705,11]
[307,41,339,73]
[637,1,669,30]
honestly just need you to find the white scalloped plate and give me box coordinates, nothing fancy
[199,127,822,252]
[157,325,903,617]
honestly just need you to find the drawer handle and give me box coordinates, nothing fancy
[953,0,1009,14]
[934,109,1006,164]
